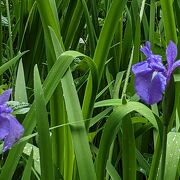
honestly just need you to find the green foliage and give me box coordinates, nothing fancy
[0,0,179,180]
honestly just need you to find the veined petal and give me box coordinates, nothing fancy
[166,41,177,70]
[0,115,9,140]
[0,89,12,105]
[132,61,150,75]
[0,113,24,152]
[134,70,167,104]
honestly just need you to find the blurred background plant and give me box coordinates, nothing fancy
[0,0,179,179]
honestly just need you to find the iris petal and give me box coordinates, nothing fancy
[132,61,150,75]
[132,41,180,105]
[148,54,162,64]
[134,70,166,105]
[0,113,24,152]
[0,89,24,152]
[0,89,12,105]
[0,116,9,140]
[172,60,180,73]
[150,61,166,72]
[140,41,152,57]
[140,42,162,64]
[166,41,177,70]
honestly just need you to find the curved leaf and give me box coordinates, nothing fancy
[96,101,160,179]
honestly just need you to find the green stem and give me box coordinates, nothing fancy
[121,47,134,98]
[160,125,168,180]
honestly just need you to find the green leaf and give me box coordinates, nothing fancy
[21,150,33,180]
[82,0,128,123]
[0,51,28,76]
[0,53,74,180]
[96,101,159,179]
[164,132,180,180]
[23,143,40,175]
[160,0,177,43]
[15,59,28,103]
[34,65,54,180]
[106,160,122,180]
[7,101,30,114]
[94,99,122,108]
[61,69,97,180]
[122,116,136,180]
[136,149,150,176]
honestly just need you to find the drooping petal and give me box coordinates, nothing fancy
[134,70,166,104]
[140,41,152,57]
[0,113,24,152]
[0,116,9,140]
[0,89,12,105]
[132,61,150,75]
[166,41,177,70]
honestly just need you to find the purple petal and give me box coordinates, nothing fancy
[172,60,180,72]
[140,42,163,64]
[132,61,150,75]
[0,113,24,152]
[134,70,167,104]
[0,89,12,105]
[166,41,177,70]
[140,41,152,57]
[150,61,166,72]
[166,60,180,80]
[0,104,13,113]
[147,54,162,64]
[0,116,9,140]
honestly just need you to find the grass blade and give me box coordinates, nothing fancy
[0,53,73,180]
[160,0,177,43]
[34,65,54,180]
[0,51,28,76]
[61,69,97,180]
[21,150,34,180]
[164,132,180,180]
[82,0,128,124]
[15,59,28,103]
[122,116,136,180]
[96,101,159,179]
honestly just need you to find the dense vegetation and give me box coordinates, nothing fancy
[0,0,179,179]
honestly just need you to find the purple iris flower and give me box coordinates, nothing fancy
[132,41,180,105]
[0,89,24,152]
